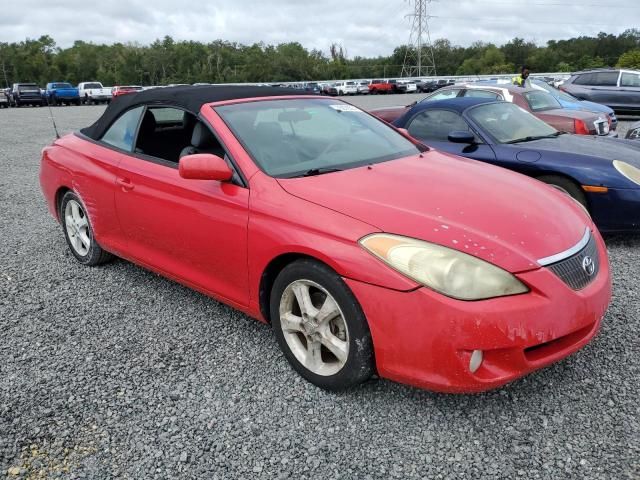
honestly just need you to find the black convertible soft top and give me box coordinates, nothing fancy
[81,85,302,140]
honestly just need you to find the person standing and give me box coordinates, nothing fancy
[512,65,531,88]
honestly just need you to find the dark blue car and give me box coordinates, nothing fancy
[393,97,640,233]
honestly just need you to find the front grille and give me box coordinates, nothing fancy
[547,233,599,290]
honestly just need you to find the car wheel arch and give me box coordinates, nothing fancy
[535,173,589,209]
[259,252,345,324]
[55,186,73,221]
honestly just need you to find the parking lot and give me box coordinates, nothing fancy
[1,99,639,479]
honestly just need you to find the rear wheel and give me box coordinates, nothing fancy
[538,175,588,208]
[270,259,374,391]
[60,191,113,266]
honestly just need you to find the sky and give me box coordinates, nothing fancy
[1,0,639,57]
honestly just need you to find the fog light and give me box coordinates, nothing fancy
[469,350,483,373]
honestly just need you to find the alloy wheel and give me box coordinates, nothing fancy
[278,279,349,376]
[64,199,91,256]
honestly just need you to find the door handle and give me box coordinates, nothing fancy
[116,177,134,191]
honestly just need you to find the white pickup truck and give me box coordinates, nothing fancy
[77,82,112,105]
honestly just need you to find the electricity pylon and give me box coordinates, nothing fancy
[401,0,437,77]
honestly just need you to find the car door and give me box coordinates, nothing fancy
[584,71,621,106]
[405,108,497,162]
[619,71,640,111]
[113,106,250,307]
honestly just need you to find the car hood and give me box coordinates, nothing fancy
[537,108,601,121]
[578,100,614,115]
[513,134,640,165]
[277,151,589,273]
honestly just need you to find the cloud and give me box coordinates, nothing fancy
[2,0,638,57]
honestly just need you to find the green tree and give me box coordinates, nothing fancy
[617,49,640,69]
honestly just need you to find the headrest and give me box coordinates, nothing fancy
[191,122,217,149]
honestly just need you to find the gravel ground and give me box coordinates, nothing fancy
[1,103,639,479]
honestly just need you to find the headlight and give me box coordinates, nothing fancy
[360,233,529,301]
[613,160,640,186]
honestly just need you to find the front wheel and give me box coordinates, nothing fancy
[60,191,113,266]
[270,259,375,391]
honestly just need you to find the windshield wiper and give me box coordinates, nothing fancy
[300,167,343,177]
[283,167,344,178]
[504,132,563,144]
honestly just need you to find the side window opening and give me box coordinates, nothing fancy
[101,106,145,151]
[135,107,206,163]
[407,109,479,143]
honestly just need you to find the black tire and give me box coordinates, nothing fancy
[270,259,375,391]
[537,175,588,208]
[59,191,113,266]
[50,96,57,106]
[75,99,81,106]
[85,94,91,105]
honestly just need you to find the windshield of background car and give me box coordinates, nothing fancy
[84,83,102,89]
[522,91,562,111]
[532,80,577,102]
[53,83,72,89]
[215,98,420,178]
[467,102,557,143]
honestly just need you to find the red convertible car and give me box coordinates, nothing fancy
[40,86,611,393]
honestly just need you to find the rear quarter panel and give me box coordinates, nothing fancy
[40,134,125,253]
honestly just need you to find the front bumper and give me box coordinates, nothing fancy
[345,232,611,393]
[588,187,640,232]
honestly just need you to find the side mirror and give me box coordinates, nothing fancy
[179,154,233,181]
[448,131,475,144]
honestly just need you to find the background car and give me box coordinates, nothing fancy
[39,86,610,394]
[303,82,321,94]
[10,83,43,107]
[560,68,640,114]
[393,97,640,232]
[372,83,613,136]
[396,80,417,93]
[529,79,617,130]
[368,79,393,94]
[0,88,8,108]
[78,81,113,104]
[626,120,640,140]
[111,85,144,98]
[332,81,358,95]
[356,81,370,95]
[45,82,81,106]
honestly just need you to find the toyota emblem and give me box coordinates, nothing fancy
[582,256,595,276]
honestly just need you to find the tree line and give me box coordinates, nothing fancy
[1,30,640,87]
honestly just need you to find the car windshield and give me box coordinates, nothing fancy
[53,83,72,89]
[532,80,578,103]
[84,83,102,89]
[467,102,558,144]
[215,98,420,178]
[522,90,562,111]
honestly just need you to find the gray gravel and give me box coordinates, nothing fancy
[1,103,639,479]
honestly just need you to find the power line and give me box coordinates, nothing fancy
[434,16,639,27]
[467,1,640,8]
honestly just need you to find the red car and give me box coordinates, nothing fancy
[39,86,611,393]
[373,83,613,136]
[111,85,144,98]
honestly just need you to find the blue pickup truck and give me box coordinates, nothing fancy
[45,82,80,106]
